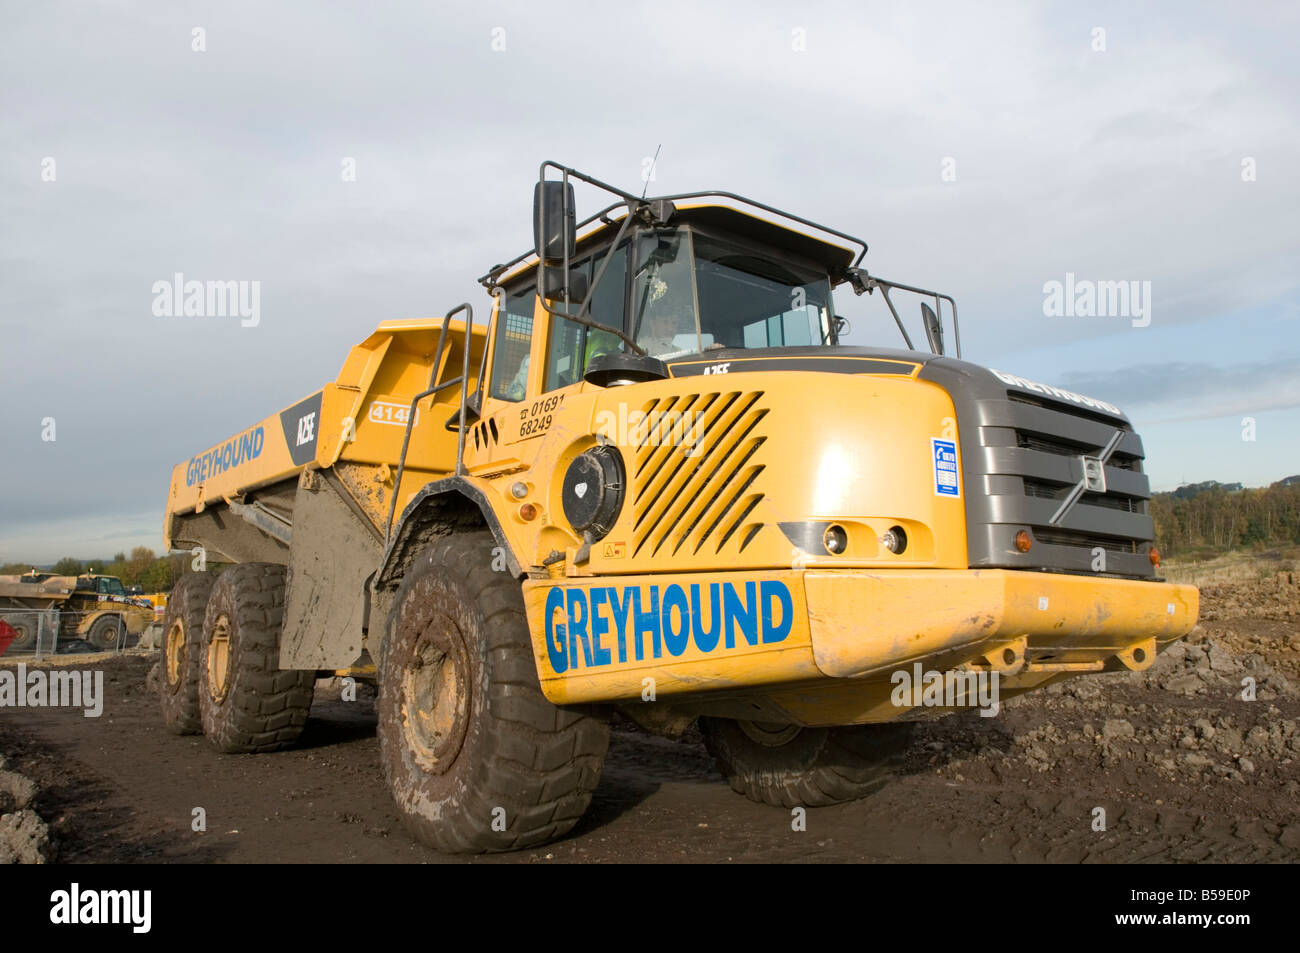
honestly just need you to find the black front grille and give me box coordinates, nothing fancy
[976,396,1154,576]
[919,359,1156,579]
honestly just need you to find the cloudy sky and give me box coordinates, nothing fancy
[2,1,1297,563]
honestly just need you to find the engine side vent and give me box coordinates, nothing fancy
[631,391,768,558]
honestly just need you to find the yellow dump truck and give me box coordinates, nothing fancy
[0,570,155,651]
[159,162,1198,852]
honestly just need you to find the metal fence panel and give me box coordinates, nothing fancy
[0,609,58,658]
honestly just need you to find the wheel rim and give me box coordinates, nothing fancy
[208,615,232,702]
[165,619,186,686]
[738,720,802,747]
[401,615,470,774]
[97,619,121,648]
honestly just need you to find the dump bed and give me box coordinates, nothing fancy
[0,575,74,605]
[163,317,486,551]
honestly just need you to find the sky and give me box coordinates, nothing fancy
[1,0,1297,563]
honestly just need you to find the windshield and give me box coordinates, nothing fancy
[630,227,833,360]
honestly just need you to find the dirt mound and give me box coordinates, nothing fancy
[1199,572,1300,624]
[0,754,53,864]
[1139,631,1294,700]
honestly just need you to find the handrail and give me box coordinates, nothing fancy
[383,303,474,545]
[865,275,962,359]
[477,162,871,289]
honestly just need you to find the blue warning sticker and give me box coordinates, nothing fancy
[932,438,960,497]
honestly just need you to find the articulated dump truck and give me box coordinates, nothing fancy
[1,571,155,652]
[159,162,1198,852]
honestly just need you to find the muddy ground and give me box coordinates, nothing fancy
[1,561,1298,863]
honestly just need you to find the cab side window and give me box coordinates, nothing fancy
[489,289,537,402]
[544,246,628,392]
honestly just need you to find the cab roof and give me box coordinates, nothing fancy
[491,201,860,291]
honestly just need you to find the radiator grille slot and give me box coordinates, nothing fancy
[1015,431,1141,471]
[1033,528,1139,555]
[1022,479,1143,513]
[631,391,768,557]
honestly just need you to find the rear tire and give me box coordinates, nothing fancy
[198,563,315,753]
[3,615,37,652]
[377,532,609,853]
[699,718,914,808]
[160,573,216,735]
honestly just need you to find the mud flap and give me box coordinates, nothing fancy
[281,471,383,669]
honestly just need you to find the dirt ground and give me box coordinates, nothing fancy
[2,555,1298,864]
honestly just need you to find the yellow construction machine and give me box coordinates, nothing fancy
[158,162,1198,852]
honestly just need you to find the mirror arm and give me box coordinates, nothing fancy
[875,282,915,351]
[575,205,644,356]
[536,295,646,355]
[539,160,641,204]
[535,166,646,357]
[935,296,945,356]
[856,270,963,359]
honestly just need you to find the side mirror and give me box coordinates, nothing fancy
[533,181,576,262]
[921,302,944,355]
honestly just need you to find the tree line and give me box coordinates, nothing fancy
[1,547,184,592]
[1151,481,1300,558]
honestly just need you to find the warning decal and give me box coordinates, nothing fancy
[932,438,960,498]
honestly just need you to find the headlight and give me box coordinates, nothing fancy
[561,445,626,540]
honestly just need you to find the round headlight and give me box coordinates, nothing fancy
[881,525,908,554]
[561,445,626,539]
[823,524,848,554]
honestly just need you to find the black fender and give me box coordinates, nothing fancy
[376,476,523,588]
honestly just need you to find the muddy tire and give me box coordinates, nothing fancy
[87,614,125,651]
[3,615,37,652]
[699,718,914,808]
[160,573,216,735]
[377,532,609,853]
[198,563,314,754]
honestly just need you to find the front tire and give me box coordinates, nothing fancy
[700,717,914,808]
[160,573,216,734]
[377,532,609,853]
[198,563,315,753]
[87,614,124,651]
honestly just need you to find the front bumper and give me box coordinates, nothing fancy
[805,569,1198,678]
[523,568,1198,709]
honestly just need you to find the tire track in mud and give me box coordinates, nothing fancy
[2,645,1298,863]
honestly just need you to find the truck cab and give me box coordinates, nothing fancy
[76,574,129,598]
[485,207,845,407]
